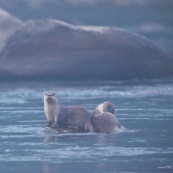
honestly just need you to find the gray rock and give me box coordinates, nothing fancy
[0,8,22,51]
[0,19,173,81]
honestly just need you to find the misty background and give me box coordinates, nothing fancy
[1,0,173,49]
[0,0,173,81]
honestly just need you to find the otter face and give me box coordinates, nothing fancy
[43,91,59,104]
[103,102,115,114]
[97,102,115,114]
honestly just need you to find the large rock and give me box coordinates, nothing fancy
[0,19,173,81]
[0,8,22,51]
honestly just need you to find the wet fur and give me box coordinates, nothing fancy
[44,94,60,125]
[91,101,115,116]
[43,92,93,132]
[58,106,93,132]
[91,112,120,133]
[91,102,120,133]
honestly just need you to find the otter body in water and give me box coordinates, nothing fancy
[43,91,93,132]
[91,102,121,133]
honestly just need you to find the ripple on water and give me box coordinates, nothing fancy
[0,83,173,105]
[0,145,173,162]
[0,81,172,172]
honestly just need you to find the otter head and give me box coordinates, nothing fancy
[97,101,115,114]
[43,91,59,104]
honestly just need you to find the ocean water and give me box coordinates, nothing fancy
[0,80,173,173]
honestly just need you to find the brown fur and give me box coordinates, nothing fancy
[91,102,120,133]
[43,91,93,132]
[91,112,120,133]
[91,101,115,116]
[60,106,93,132]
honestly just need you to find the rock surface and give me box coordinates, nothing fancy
[0,8,22,51]
[0,19,173,81]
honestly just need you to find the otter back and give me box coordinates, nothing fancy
[58,106,93,132]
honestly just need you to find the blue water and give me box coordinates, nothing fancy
[0,80,173,173]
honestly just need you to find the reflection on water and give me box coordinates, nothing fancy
[0,80,173,173]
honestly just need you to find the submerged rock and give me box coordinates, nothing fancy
[0,19,173,81]
[41,127,85,134]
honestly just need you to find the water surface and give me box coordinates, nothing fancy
[0,80,173,173]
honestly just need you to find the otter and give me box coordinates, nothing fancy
[43,91,93,132]
[43,91,60,127]
[91,102,121,133]
[91,101,115,116]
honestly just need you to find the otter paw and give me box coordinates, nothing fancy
[51,123,58,128]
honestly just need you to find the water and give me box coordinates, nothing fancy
[0,80,173,173]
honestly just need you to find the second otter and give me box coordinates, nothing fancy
[91,102,121,133]
[91,101,115,116]
[43,91,93,132]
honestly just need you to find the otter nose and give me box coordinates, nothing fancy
[47,94,52,96]
[43,91,58,97]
